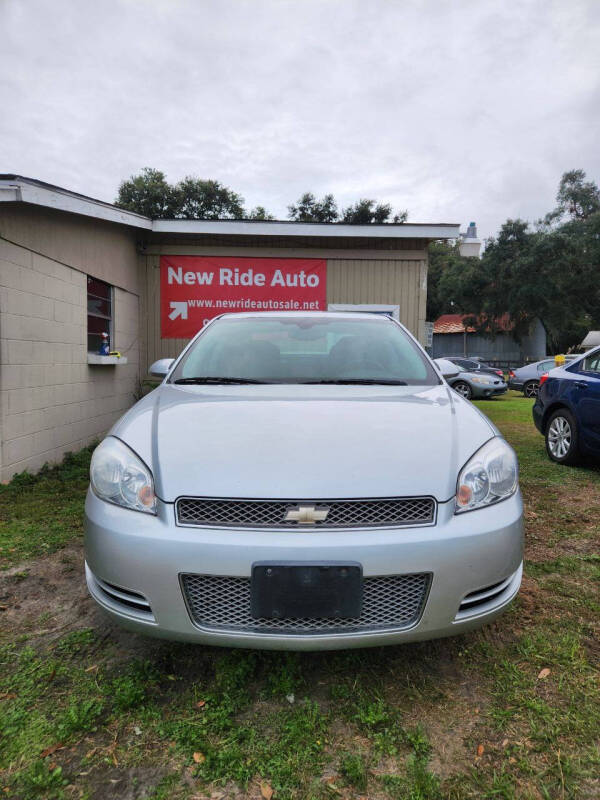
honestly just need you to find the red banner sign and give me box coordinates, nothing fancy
[160,255,327,338]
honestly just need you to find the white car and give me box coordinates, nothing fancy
[85,312,523,650]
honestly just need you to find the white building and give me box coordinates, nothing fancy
[458,221,482,258]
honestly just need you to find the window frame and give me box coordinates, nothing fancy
[87,276,114,354]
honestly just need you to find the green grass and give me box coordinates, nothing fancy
[339,751,369,791]
[0,394,599,799]
[0,445,95,569]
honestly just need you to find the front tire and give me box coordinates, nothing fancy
[524,380,539,398]
[545,409,580,465]
[453,381,472,400]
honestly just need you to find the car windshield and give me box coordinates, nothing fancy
[169,315,440,386]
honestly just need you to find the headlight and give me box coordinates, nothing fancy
[90,437,157,514]
[471,376,492,384]
[455,437,518,514]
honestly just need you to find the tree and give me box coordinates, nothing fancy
[433,218,567,343]
[115,168,178,218]
[115,169,265,220]
[174,177,245,219]
[288,192,407,223]
[247,206,275,220]
[432,201,600,353]
[555,169,600,220]
[541,169,600,226]
[450,219,541,341]
[287,193,339,222]
[427,169,600,352]
[426,241,469,321]
[117,172,408,224]
[342,199,407,224]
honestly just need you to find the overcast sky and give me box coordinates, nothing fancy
[1,0,599,238]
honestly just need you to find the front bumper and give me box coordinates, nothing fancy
[84,490,523,650]
[472,383,508,398]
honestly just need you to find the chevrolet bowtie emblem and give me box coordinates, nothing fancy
[284,504,330,524]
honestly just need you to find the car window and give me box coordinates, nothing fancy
[170,316,441,385]
[452,358,477,370]
[537,360,554,373]
[580,352,600,374]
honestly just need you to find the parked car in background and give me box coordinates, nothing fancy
[434,359,508,400]
[509,356,577,397]
[85,312,523,650]
[431,358,460,380]
[533,347,600,465]
[441,356,504,379]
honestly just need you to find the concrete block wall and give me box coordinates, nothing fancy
[0,236,140,481]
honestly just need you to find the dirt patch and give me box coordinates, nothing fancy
[0,543,164,663]
[0,543,92,643]
[396,661,492,780]
[420,698,485,779]
[517,574,542,623]
[82,765,169,800]
[522,480,600,568]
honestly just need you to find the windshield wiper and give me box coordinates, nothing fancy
[173,377,409,386]
[173,377,268,384]
[301,379,408,385]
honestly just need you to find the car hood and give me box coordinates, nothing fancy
[110,383,496,502]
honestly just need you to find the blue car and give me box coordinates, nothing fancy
[533,347,600,464]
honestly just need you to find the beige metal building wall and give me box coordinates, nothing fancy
[326,258,427,341]
[139,240,429,372]
[0,205,141,481]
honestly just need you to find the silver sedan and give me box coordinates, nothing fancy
[449,371,508,400]
[85,312,523,650]
[509,357,577,397]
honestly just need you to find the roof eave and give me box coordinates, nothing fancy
[0,175,460,239]
[150,219,460,239]
[0,176,152,230]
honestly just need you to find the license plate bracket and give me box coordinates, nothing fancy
[251,561,362,619]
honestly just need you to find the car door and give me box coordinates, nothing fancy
[566,350,600,454]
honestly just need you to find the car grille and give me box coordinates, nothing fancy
[180,573,431,634]
[176,496,436,529]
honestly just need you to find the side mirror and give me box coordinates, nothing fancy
[149,358,175,378]
[433,358,460,380]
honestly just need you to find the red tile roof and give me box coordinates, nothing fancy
[433,313,513,334]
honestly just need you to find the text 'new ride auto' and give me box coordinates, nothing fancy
[85,312,523,650]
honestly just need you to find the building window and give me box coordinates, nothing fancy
[87,276,113,353]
